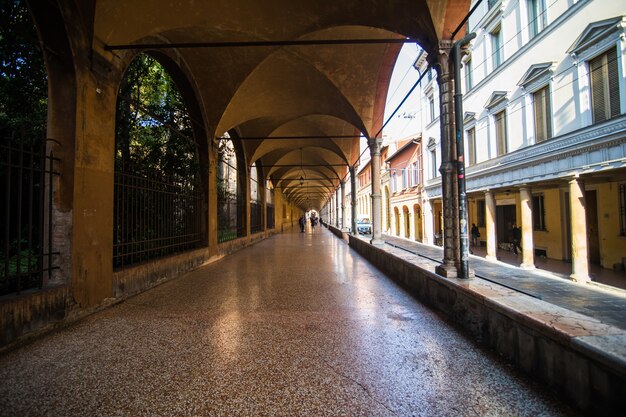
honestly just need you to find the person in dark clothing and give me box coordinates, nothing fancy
[470,223,480,247]
[512,224,522,254]
[298,215,306,233]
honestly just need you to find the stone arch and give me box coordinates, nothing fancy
[113,52,208,267]
[402,205,411,238]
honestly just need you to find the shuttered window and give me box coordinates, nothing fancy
[495,110,507,156]
[532,195,546,230]
[467,127,476,165]
[590,47,620,123]
[533,86,552,143]
[491,26,503,69]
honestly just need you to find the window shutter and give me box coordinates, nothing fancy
[590,52,607,122]
[495,111,507,156]
[533,86,551,142]
[607,47,620,119]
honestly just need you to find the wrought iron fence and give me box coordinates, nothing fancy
[1,140,60,296]
[217,195,245,243]
[266,204,275,229]
[113,171,203,268]
[250,201,263,234]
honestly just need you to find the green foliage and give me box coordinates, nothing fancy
[115,54,198,185]
[0,0,47,143]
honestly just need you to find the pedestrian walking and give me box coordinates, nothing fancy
[299,215,306,233]
[512,224,522,254]
[470,223,480,247]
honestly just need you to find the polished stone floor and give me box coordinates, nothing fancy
[0,226,577,416]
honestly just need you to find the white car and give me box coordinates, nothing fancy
[356,217,372,235]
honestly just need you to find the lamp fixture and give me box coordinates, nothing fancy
[299,148,306,186]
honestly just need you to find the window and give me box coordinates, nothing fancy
[411,162,418,186]
[533,86,552,143]
[428,95,435,122]
[415,160,422,185]
[495,110,508,156]
[532,195,546,230]
[402,169,408,189]
[619,184,626,236]
[467,127,476,165]
[391,172,397,193]
[430,149,438,178]
[464,58,473,92]
[590,47,620,123]
[488,0,499,9]
[491,26,503,69]
[528,0,547,39]
[477,200,486,227]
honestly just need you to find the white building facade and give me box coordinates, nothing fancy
[420,0,626,281]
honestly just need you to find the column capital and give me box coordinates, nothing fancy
[367,137,383,153]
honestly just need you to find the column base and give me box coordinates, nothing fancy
[370,238,385,246]
[436,263,458,278]
[520,263,535,270]
[485,255,498,262]
[570,273,591,284]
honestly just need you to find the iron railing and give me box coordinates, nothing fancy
[113,171,203,268]
[266,204,275,229]
[1,139,60,296]
[250,201,263,234]
[217,195,245,243]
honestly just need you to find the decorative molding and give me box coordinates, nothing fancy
[517,62,555,90]
[484,91,508,110]
[567,16,625,59]
[424,116,626,198]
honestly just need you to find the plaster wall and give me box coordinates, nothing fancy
[596,182,626,269]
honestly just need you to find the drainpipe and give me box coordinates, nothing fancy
[453,32,476,279]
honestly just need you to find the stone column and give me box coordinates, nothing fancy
[350,166,358,235]
[336,188,340,228]
[423,200,433,245]
[369,137,384,245]
[485,190,497,261]
[519,187,535,269]
[340,180,346,230]
[569,177,590,283]
[435,40,460,277]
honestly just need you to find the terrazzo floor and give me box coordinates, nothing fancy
[0,226,578,416]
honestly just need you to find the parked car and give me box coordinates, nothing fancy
[356,216,372,235]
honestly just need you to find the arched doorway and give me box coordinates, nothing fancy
[403,206,410,238]
[414,204,423,242]
[394,207,401,237]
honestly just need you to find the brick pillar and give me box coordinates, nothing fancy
[369,137,384,245]
[520,187,535,270]
[435,40,460,277]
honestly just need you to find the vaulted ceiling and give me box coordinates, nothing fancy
[93,0,469,210]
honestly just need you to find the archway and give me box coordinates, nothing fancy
[414,204,423,242]
[394,207,401,237]
[403,206,411,238]
[113,53,205,268]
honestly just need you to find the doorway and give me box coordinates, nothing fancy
[496,204,516,246]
